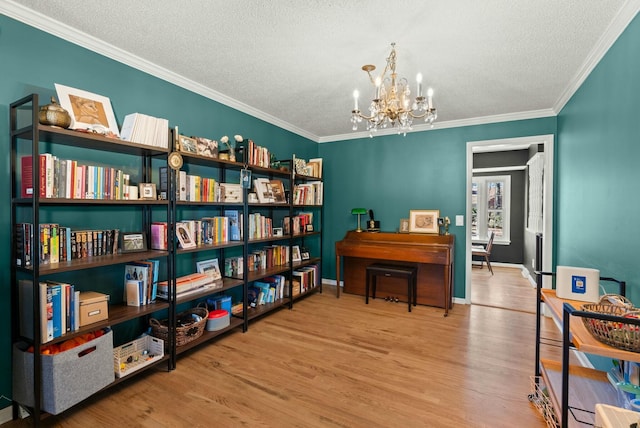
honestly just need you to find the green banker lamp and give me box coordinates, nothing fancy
[351,208,367,232]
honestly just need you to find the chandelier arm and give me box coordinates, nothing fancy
[352,110,377,121]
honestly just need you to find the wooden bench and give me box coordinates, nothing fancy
[365,263,418,312]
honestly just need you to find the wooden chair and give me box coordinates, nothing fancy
[472,231,495,275]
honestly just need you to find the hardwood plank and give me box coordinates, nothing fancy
[7,285,553,427]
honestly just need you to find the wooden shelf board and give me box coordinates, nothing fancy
[540,358,620,428]
[175,316,244,355]
[542,289,640,362]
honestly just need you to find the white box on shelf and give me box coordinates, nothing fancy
[555,266,600,303]
[113,335,164,378]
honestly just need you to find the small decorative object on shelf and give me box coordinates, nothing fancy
[220,135,235,161]
[138,183,157,200]
[168,151,183,170]
[39,97,71,128]
[120,232,147,253]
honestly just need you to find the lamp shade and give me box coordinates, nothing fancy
[351,208,367,215]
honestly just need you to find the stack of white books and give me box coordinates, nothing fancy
[119,113,169,149]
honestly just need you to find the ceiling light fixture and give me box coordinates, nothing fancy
[351,43,437,136]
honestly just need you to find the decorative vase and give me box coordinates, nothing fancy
[39,97,71,128]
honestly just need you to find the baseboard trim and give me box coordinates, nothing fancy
[0,405,13,425]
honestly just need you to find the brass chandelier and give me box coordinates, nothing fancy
[351,43,437,136]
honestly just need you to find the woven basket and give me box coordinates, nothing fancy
[150,306,208,347]
[581,294,640,352]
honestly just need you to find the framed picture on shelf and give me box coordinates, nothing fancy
[301,247,310,260]
[254,178,274,203]
[195,137,218,158]
[120,232,146,253]
[138,183,157,200]
[176,222,196,249]
[196,258,222,280]
[178,135,197,154]
[292,245,302,262]
[409,210,440,234]
[399,218,410,233]
[273,227,283,237]
[270,179,286,203]
[54,83,120,137]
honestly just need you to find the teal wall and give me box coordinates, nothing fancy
[319,118,556,299]
[557,13,640,302]
[0,16,316,409]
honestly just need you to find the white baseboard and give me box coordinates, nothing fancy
[0,405,13,425]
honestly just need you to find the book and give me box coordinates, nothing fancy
[126,280,143,306]
[18,280,53,343]
[224,210,241,241]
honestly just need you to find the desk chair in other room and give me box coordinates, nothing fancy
[472,231,494,275]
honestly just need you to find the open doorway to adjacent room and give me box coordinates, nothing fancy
[465,135,554,313]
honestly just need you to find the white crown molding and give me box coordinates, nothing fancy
[553,0,640,113]
[0,0,320,142]
[319,109,556,143]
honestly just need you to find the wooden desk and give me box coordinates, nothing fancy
[335,231,455,315]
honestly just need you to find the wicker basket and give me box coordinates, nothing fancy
[150,306,208,347]
[581,295,640,352]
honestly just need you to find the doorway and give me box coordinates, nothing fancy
[465,135,554,311]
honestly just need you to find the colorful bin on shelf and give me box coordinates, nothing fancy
[12,329,114,415]
[206,309,230,331]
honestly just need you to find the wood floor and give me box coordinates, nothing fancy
[6,271,560,427]
[471,264,537,313]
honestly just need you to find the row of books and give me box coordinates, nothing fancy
[247,212,273,240]
[15,223,119,267]
[248,275,286,306]
[283,213,314,236]
[292,182,323,205]
[21,154,132,200]
[123,260,159,306]
[236,139,271,168]
[173,212,242,249]
[18,280,80,343]
[224,243,296,276]
[291,264,320,295]
[180,171,242,203]
[119,112,170,149]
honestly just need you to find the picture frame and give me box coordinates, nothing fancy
[138,183,157,200]
[54,83,120,137]
[273,227,283,237]
[269,179,286,203]
[292,245,302,262]
[253,178,274,203]
[176,222,196,249]
[399,218,410,233]
[409,210,440,233]
[305,224,314,232]
[120,232,146,253]
[301,247,310,260]
[178,135,197,154]
[195,137,218,158]
[196,258,222,281]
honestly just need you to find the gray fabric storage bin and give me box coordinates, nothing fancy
[13,329,114,415]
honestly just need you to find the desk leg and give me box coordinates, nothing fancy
[336,254,341,298]
[443,265,450,317]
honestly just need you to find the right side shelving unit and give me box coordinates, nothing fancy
[533,237,640,427]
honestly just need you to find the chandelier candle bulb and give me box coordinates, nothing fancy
[353,90,359,111]
[375,76,381,99]
[427,88,434,109]
[417,73,423,97]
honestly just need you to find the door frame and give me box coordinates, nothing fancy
[465,135,554,302]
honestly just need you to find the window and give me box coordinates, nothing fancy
[471,175,511,243]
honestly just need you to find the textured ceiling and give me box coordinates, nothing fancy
[3,1,639,142]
